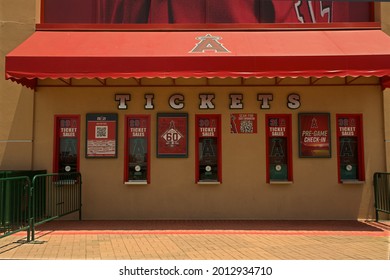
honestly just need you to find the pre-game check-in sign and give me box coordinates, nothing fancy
[298,113,331,158]
[86,113,118,158]
[157,113,188,158]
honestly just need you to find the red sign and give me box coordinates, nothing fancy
[86,114,118,158]
[230,113,257,134]
[267,116,288,137]
[59,118,79,138]
[128,117,149,138]
[337,116,359,137]
[198,116,219,137]
[299,113,331,158]
[157,113,188,158]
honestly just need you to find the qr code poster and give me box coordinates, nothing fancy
[86,113,118,158]
[230,113,257,134]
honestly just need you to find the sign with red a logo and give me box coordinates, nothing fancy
[298,113,331,158]
[190,34,230,53]
[157,113,188,158]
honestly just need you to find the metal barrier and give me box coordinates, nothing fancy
[31,173,82,240]
[0,176,32,241]
[0,172,82,241]
[373,172,390,221]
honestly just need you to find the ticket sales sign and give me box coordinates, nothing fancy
[337,116,359,137]
[198,116,219,138]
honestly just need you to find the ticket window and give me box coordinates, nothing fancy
[336,114,365,183]
[196,115,221,184]
[125,115,151,184]
[266,115,293,183]
[53,115,80,173]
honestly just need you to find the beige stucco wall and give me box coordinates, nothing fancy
[381,3,390,176]
[32,81,385,220]
[0,0,35,169]
[381,2,390,34]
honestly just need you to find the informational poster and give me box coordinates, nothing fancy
[86,113,118,158]
[230,113,257,134]
[157,113,188,158]
[298,113,331,158]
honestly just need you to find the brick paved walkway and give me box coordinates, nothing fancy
[0,220,389,260]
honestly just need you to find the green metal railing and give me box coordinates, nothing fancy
[373,172,390,221]
[31,173,82,240]
[0,172,82,241]
[0,176,31,240]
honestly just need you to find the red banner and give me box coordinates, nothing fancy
[59,118,79,138]
[44,1,372,24]
[299,113,331,158]
[157,113,188,157]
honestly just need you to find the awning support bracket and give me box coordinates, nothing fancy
[95,78,106,86]
[58,78,72,86]
[346,77,360,85]
[310,77,321,85]
[275,77,282,85]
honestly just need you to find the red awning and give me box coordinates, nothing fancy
[5,30,390,89]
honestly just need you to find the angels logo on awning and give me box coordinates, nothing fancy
[190,34,230,53]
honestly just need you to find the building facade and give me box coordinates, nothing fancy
[2,1,390,220]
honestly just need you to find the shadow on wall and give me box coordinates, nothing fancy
[0,84,34,170]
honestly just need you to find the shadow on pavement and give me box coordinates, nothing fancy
[34,220,389,232]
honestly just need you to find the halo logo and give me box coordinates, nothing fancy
[161,120,183,147]
[190,34,230,53]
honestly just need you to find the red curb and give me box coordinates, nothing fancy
[24,229,389,237]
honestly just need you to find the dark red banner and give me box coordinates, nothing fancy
[43,0,372,24]
[299,113,331,158]
[157,113,188,157]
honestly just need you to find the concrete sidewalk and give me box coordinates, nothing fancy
[0,220,389,260]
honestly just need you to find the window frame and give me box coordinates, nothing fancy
[53,115,81,174]
[195,114,222,184]
[336,114,365,183]
[265,114,293,184]
[124,114,151,184]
